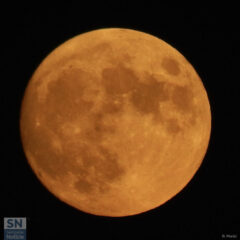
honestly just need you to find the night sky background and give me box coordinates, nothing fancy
[2,3,239,240]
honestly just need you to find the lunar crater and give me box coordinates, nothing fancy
[162,57,180,75]
[171,85,194,112]
[71,144,125,195]
[101,64,138,95]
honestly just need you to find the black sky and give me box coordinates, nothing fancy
[2,3,239,240]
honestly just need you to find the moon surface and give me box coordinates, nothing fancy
[20,28,211,217]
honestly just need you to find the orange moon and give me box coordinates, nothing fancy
[20,28,211,217]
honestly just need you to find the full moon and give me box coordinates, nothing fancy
[20,28,211,217]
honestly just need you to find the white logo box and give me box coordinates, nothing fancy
[4,218,26,229]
